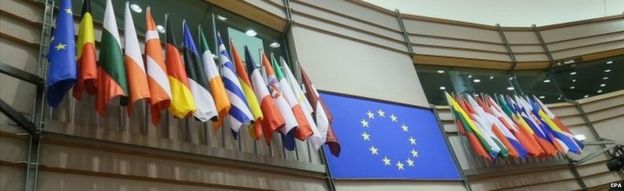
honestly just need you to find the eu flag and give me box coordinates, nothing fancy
[321,92,461,180]
[47,0,76,107]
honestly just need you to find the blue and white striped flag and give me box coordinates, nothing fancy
[216,33,253,134]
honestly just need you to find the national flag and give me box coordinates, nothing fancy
[475,95,526,158]
[96,0,127,116]
[531,95,583,153]
[260,50,298,150]
[182,21,217,122]
[445,92,493,160]
[165,16,195,118]
[505,95,557,156]
[243,46,286,144]
[123,2,150,114]
[456,94,502,159]
[280,58,324,150]
[144,7,171,125]
[230,42,263,139]
[72,0,96,100]
[216,33,253,133]
[47,0,76,107]
[485,95,543,157]
[271,54,313,141]
[301,68,341,156]
[198,27,230,128]
[496,95,546,156]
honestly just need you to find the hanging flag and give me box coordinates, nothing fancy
[505,95,557,156]
[96,0,127,116]
[474,95,525,158]
[496,95,546,156]
[456,94,501,159]
[165,16,195,118]
[181,21,217,122]
[271,54,313,141]
[301,68,341,156]
[216,33,253,133]
[531,95,583,154]
[230,42,263,139]
[123,2,150,114]
[260,50,298,150]
[72,0,96,100]
[47,0,76,107]
[445,92,492,161]
[280,58,324,150]
[144,7,171,125]
[198,27,230,128]
[243,46,285,144]
[485,95,543,157]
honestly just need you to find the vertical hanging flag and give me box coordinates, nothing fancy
[72,0,96,100]
[445,92,492,161]
[47,0,76,107]
[230,42,263,139]
[123,2,150,114]
[531,95,583,154]
[260,50,298,150]
[270,54,313,141]
[182,21,217,122]
[301,67,341,156]
[280,58,324,150]
[198,27,230,128]
[485,95,541,157]
[216,33,253,133]
[243,46,285,144]
[165,16,195,118]
[145,7,171,125]
[96,0,127,116]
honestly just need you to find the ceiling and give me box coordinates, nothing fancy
[364,0,624,27]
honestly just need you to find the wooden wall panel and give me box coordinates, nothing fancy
[540,19,624,43]
[403,20,502,44]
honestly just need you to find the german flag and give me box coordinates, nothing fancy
[164,16,195,118]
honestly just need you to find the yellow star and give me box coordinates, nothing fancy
[55,43,66,50]
[65,8,72,15]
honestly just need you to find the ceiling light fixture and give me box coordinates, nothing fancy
[217,15,227,21]
[489,76,494,80]
[600,83,606,87]
[437,70,445,74]
[606,60,613,64]
[439,86,446,90]
[468,75,472,78]
[507,87,514,91]
[539,95,545,99]
[269,42,280,48]
[603,77,609,80]
[156,25,165,34]
[572,79,576,82]
[570,71,577,75]
[569,86,575,89]
[543,79,551,83]
[130,4,142,13]
[597,90,603,93]
[584,95,589,98]
[473,79,481,83]
[245,29,257,37]
[604,69,611,73]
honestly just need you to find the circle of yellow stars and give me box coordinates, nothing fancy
[360,109,419,171]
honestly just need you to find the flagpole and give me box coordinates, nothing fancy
[432,102,473,191]
[319,147,336,191]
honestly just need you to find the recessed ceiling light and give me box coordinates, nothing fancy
[156,25,165,34]
[597,90,603,93]
[439,86,446,90]
[603,76,609,80]
[539,95,545,99]
[572,79,576,82]
[604,69,611,73]
[569,86,575,89]
[507,87,514,91]
[245,29,257,37]
[570,71,577,75]
[489,76,494,80]
[269,42,280,48]
[437,70,445,74]
[543,79,551,83]
[606,60,613,64]
[574,134,586,141]
[600,83,606,87]
[473,79,481,83]
[217,15,227,21]
[558,97,563,100]
[130,4,142,13]
[584,95,589,98]
[468,75,472,78]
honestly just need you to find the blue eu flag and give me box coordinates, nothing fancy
[47,0,76,107]
[321,92,461,180]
